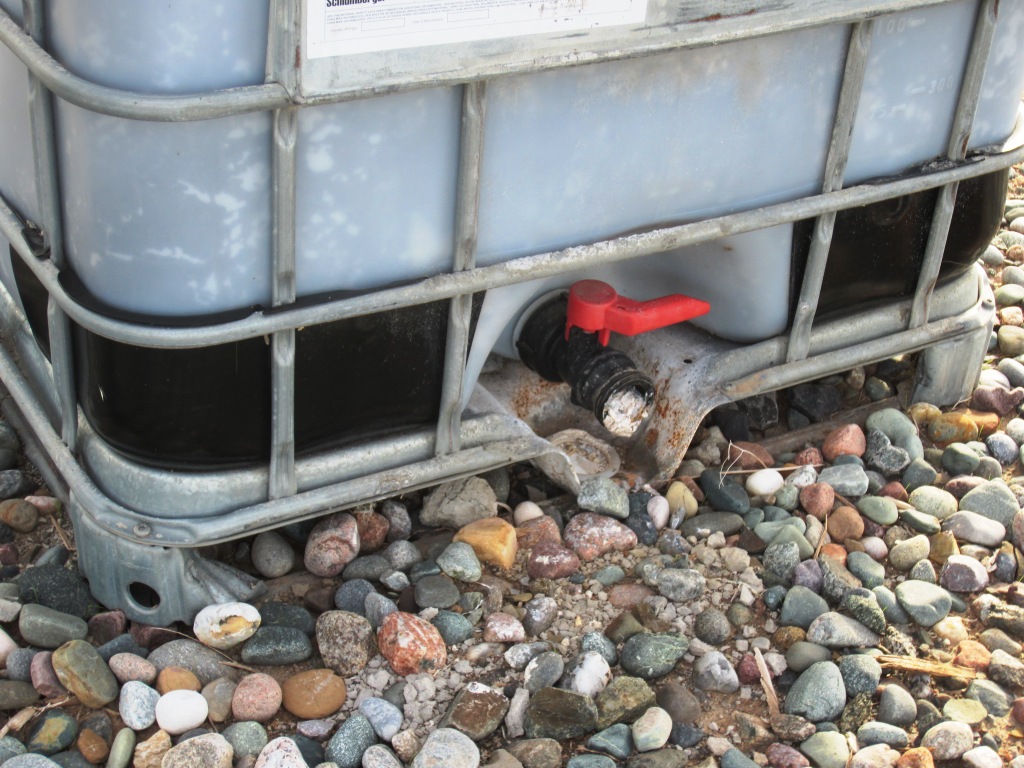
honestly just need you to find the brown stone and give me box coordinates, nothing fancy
[771,626,806,652]
[526,540,580,580]
[156,666,201,694]
[604,610,647,644]
[594,676,656,729]
[1012,696,1024,726]
[562,513,637,562]
[77,728,109,765]
[765,743,809,768]
[455,517,519,570]
[377,612,447,676]
[925,410,1000,446]
[895,747,935,768]
[928,532,960,566]
[0,499,39,533]
[799,483,835,520]
[606,584,656,609]
[952,639,991,672]
[727,441,774,470]
[827,507,864,543]
[821,425,866,462]
[438,682,510,740]
[134,729,172,768]
[483,613,526,643]
[505,739,562,768]
[281,668,347,719]
[353,509,390,553]
[877,482,908,502]
[516,516,562,550]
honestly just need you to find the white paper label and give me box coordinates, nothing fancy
[306,0,648,58]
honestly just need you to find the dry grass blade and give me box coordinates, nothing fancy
[813,510,829,559]
[754,647,780,718]
[876,654,978,681]
[46,506,76,553]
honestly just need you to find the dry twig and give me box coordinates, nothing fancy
[876,654,978,682]
[754,647,780,718]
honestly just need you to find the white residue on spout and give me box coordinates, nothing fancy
[602,387,650,437]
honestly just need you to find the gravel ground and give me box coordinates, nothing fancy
[2,173,1024,768]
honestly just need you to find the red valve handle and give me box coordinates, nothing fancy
[565,280,711,346]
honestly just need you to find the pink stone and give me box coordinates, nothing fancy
[304,513,360,577]
[88,610,127,646]
[562,513,637,562]
[377,612,447,676]
[793,447,824,466]
[970,385,1024,416]
[526,540,581,580]
[821,425,866,462]
[736,653,761,685]
[877,482,908,502]
[353,511,389,554]
[109,652,158,685]
[483,613,526,643]
[766,743,810,768]
[727,441,775,470]
[30,651,68,698]
[130,623,177,650]
[516,516,563,550]
[0,543,17,566]
[232,673,283,723]
[799,483,835,520]
[607,583,656,609]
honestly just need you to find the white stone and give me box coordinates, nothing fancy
[707,736,732,756]
[154,689,210,735]
[963,746,1004,768]
[256,737,310,768]
[631,706,672,752]
[568,651,612,697]
[932,616,969,645]
[849,743,899,768]
[0,627,17,667]
[504,686,529,738]
[785,465,818,488]
[0,599,21,624]
[513,501,544,526]
[193,602,261,650]
[646,495,670,530]
[746,468,785,497]
[720,547,750,573]
[860,537,888,561]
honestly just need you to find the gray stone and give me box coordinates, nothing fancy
[655,569,705,603]
[887,535,930,571]
[876,684,916,727]
[432,611,474,646]
[147,639,241,684]
[699,470,751,515]
[240,626,312,666]
[118,681,159,731]
[908,559,936,583]
[383,540,422,571]
[966,679,1012,717]
[222,721,268,758]
[863,429,910,476]
[838,655,882,696]
[692,609,731,645]
[436,543,483,582]
[907,486,957,519]
[620,634,688,680]
[762,541,801,587]
[942,511,1006,547]
[942,443,981,475]
[523,688,598,740]
[577,478,630,520]
[586,723,633,759]
[856,496,898,526]
[798,731,850,768]
[894,581,952,627]
[784,642,831,673]
[806,613,880,649]
[872,586,910,625]
[939,554,989,592]
[899,509,942,535]
[525,652,565,693]
[359,697,404,742]
[783,662,846,722]
[986,433,1019,466]
[692,651,738,693]
[325,714,377,768]
[817,465,869,497]
[902,459,938,493]
[959,481,1020,528]
[678,512,744,537]
[846,552,885,590]
[855,722,909,749]
[17,604,87,650]
[415,575,461,609]
[779,586,829,630]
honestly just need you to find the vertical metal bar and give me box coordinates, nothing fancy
[268,0,298,499]
[786,20,872,363]
[909,0,996,328]
[436,81,487,455]
[24,0,75,450]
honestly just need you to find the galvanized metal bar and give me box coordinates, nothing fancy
[909,0,996,328]
[436,81,487,456]
[0,1,962,123]
[786,19,872,363]
[24,0,76,449]
[2,132,1019,352]
[268,0,299,500]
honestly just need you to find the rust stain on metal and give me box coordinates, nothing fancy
[690,8,758,23]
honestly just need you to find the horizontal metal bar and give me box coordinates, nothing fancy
[0,10,290,122]
[0,1,962,123]
[1,135,1020,352]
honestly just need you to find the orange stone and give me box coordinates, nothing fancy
[821,424,866,462]
[281,668,347,719]
[800,483,835,520]
[896,747,935,768]
[155,666,201,694]
[454,517,518,570]
[353,509,389,553]
[77,728,109,765]
[377,612,447,676]
[819,543,847,565]
[793,447,824,466]
[952,639,991,672]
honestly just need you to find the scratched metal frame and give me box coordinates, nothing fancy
[0,0,1019,549]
